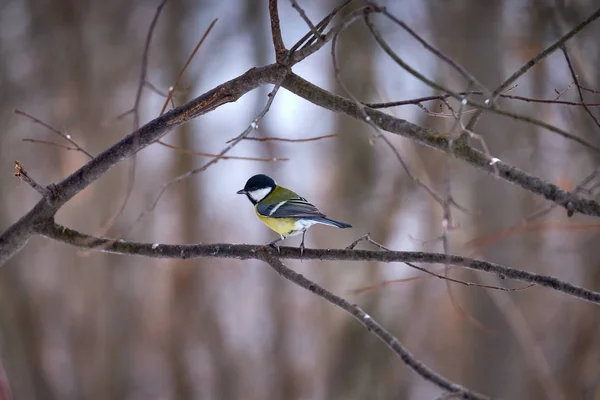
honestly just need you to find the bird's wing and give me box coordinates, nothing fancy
[257,197,325,219]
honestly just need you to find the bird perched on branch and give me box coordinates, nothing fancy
[237,174,352,254]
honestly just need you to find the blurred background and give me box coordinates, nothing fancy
[1,0,600,399]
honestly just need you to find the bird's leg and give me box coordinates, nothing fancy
[299,229,307,260]
[267,236,284,253]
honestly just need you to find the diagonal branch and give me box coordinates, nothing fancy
[465,6,600,131]
[369,2,488,94]
[280,73,600,216]
[363,13,600,154]
[0,64,287,266]
[561,45,600,130]
[15,109,94,159]
[259,252,490,400]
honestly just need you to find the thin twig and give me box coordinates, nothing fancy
[156,140,288,161]
[157,18,218,117]
[288,0,355,55]
[348,272,534,295]
[371,3,488,94]
[404,262,535,292]
[15,109,94,159]
[134,0,167,129]
[367,92,600,109]
[561,45,600,130]
[330,12,450,210]
[465,6,600,131]
[364,14,600,155]
[144,81,171,97]
[346,233,390,250]
[290,0,323,42]
[226,133,338,144]
[21,138,80,152]
[291,5,376,64]
[344,234,527,292]
[581,85,600,94]
[14,161,48,197]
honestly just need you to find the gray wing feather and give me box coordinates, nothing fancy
[257,198,325,219]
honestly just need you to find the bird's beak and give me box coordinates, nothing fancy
[236,189,247,195]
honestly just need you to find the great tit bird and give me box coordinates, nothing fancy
[237,174,352,253]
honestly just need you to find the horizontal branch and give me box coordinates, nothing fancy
[38,223,600,306]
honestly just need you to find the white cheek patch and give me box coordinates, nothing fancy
[248,188,272,202]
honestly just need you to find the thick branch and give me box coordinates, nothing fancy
[0,64,288,266]
[38,223,600,306]
[280,73,600,217]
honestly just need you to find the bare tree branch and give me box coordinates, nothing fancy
[363,13,600,154]
[367,92,600,108]
[155,140,288,161]
[233,133,338,143]
[269,0,287,60]
[369,2,488,94]
[21,138,82,152]
[37,223,600,306]
[134,0,168,130]
[561,45,600,130]
[291,5,375,64]
[464,6,600,131]
[280,73,600,216]
[14,161,49,197]
[259,252,490,400]
[4,64,600,266]
[288,0,354,55]
[15,109,94,159]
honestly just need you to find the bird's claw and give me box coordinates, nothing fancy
[269,242,281,254]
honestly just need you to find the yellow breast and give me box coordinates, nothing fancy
[255,206,298,237]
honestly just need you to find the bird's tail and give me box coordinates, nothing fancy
[311,217,352,229]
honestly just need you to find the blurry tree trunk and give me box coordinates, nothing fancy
[1,0,103,398]
[242,1,301,398]
[427,2,523,398]
[326,4,403,398]
[554,4,600,397]
[163,1,232,399]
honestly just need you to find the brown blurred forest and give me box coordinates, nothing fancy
[1,0,600,399]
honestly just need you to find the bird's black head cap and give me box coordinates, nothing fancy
[237,174,277,204]
[242,174,276,192]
